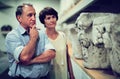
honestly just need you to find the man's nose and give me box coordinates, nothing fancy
[32,15,36,20]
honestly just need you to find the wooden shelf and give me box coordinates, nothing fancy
[73,59,116,79]
[68,43,117,79]
[58,0,95,24]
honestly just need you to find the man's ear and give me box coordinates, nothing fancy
[16,15,22,23]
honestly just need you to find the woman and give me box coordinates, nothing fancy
[39,7,75,79]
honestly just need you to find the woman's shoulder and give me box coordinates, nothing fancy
[38,29,48,38]
[58,31,65,37]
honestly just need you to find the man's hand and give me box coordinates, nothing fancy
[29,25,39,41]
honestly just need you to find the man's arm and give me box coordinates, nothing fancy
[20,28,56,65]
[19,26,38,63]
[19,38,37,63]
[25,49,56,65]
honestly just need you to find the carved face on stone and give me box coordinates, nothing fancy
[92,16,114,48]
[77,13,114,69]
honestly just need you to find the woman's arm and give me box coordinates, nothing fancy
[67,41,75,79]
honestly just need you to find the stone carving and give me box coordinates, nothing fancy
[61,12,120,76]
[62,24,83,59]
[109,15,120,76]
[75,13,112,69]
[75,12,120,75]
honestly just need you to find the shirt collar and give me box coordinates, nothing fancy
[18,25,28,35]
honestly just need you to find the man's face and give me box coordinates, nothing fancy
[19,5,36,29]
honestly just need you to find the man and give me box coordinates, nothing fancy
[5,3,56,79]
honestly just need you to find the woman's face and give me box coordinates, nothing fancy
[44,15,57,28]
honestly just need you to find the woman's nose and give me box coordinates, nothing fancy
[50,18,56,22]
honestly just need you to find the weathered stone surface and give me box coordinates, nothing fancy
[109,15,120,75]
[61,12,120,75]
[75,12,120,75]
[62,24,83,59]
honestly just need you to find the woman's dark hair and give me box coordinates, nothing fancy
[15,3,33,17]
[39,7,58,24]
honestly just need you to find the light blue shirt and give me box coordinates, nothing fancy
[5,25,55,78]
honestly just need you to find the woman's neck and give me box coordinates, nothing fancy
[46,28,58,39]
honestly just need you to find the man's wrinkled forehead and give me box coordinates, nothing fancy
[22,5,36,13]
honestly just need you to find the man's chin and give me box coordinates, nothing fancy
[30,24,36,28]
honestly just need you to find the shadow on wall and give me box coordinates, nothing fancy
[1,25,12,37]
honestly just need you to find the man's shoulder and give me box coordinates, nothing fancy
[6,28,19,38]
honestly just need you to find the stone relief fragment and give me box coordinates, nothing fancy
[62,24,83,59]
[61,12,120,76]
[109,15,120,76]
[75,12,120,75]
